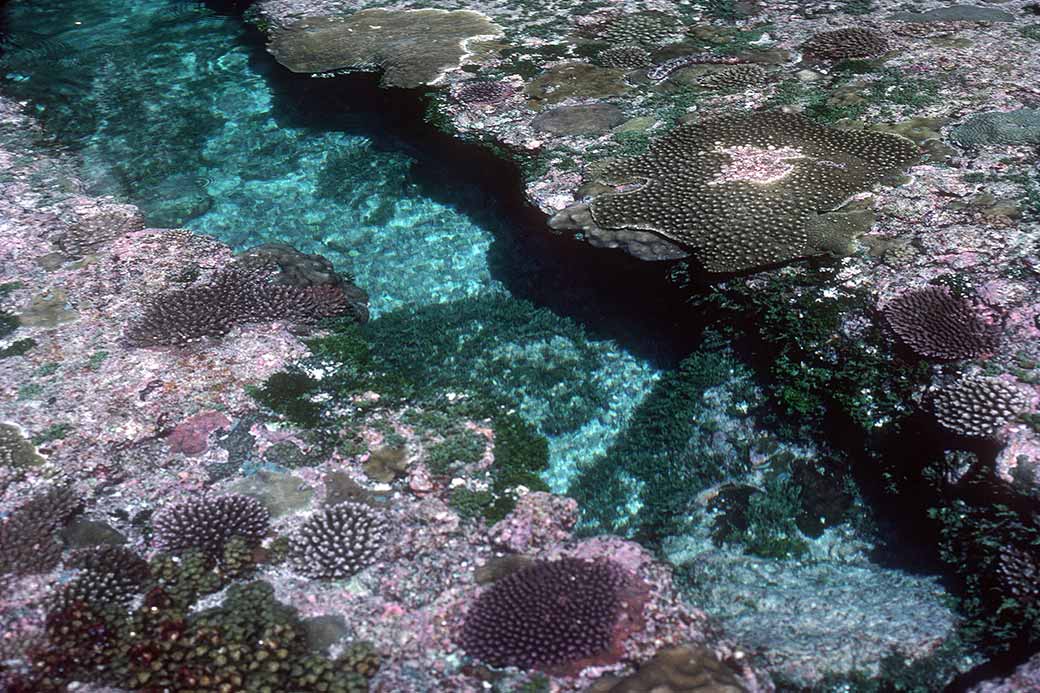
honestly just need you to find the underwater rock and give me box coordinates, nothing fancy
[488,491,578,553]
[531,103,626,136]
[889,5,1015,22]
[678,550,963,687]
[230,469,315,517]
[268,9,503,88]
[165,410,232,455]
[586,644,749,692]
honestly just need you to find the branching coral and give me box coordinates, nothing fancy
[556,111,918,273]
[883,286,1001,361]
[125,261,365,347]
[932,375,1029,437]
[288,501,386,579]
[57,545,152,607]
[801,28,889,60]
[0,486,81,578]
[19,579,378,692]
[460,557,639,671]
[152,493,270,557]
[451,79,515,106]
[595,45,652,69]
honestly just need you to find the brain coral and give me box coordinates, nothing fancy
[580,111,918,273]
[801,28,889,60]
[932,375,1030,437]
[883,286,1001,361]
[460,557,636,671]
[268,9,503,88]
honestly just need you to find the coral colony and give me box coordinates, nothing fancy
[2,0,1040,691]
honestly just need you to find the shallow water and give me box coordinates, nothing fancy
[0,0,664,485]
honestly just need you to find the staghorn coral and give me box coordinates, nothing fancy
[288,501,386,579]
[932,376,1030,438]
[595,45,652,69]
[882,286,1001,361]
[556,111,918,273]
[459,557,634,671]
[125,262,365,347]
[0,486,81,578]
[800,28,889,60]
[152,493,270,557]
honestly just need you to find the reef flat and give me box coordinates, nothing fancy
[3,0,1040,690]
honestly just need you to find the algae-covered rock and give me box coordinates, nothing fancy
[524,62,630,107]
[889,5,1014,22]
[268,9,503,88]
[530,103,625,136]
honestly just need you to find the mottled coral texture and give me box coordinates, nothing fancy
[460,557,639,671]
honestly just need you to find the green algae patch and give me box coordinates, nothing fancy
[268,9,503,88]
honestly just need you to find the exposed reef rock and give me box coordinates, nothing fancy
[268,8,503,87]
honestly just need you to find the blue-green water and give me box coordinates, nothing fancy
[0,0,662,487]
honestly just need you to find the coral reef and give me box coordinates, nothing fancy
[125,263,365,347]
[288,501,387,579]
[882,286,1001,361]
[152,493,270,556]
[950,108,1040,148]
[800,28,889,61]
[932,375,1030,438]
[460,557,642,671]
[551,111,918,273]
[0,487,81,578]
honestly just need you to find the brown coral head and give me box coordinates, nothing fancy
[882,286,1001,361]
[460,557,647,675]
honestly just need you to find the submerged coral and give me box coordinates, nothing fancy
[932,376,1030,438]
[555,111,918,272]
[152,493,270,556]
[288,501,386,579]
[460,557,636,671]
[125,262,366,347]
[268,9,503,88]
[801,28,889,60]
[882,286,1001,361]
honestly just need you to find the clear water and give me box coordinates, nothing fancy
[0,0,661,486]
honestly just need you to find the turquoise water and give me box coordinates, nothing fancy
[0,0,660,486]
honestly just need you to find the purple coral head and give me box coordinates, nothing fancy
[460,557,639,672]
[152,493,270,556]
[882,286,1001,361]
[451,79,514,106]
